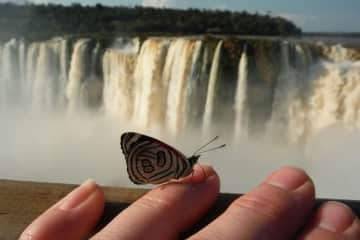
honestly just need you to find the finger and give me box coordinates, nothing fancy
[190,167,315,240]
[20,180,104,240]
[298,201,360,239]
[92,164,220,240]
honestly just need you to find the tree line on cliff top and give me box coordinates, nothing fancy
[0,2,301,42]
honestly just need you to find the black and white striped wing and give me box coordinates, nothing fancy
[121,132,193,184]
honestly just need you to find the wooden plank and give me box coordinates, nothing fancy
[1,179,360,240]
[0,179,147,240]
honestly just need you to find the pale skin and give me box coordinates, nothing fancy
[20,165,360,240]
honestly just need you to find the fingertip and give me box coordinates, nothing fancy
[59,179,100,210]
[299,201,360,239]
[20,180,104,240]
[179,164,219,186]
[190,167,315,240]
[314,202,357,233]
[266,167,310,190]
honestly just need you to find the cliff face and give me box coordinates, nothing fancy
[1,36,359,143]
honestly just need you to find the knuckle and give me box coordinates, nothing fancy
[230,183,295,220]
[135,195,172,212]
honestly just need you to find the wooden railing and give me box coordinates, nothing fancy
[1,179,360,239]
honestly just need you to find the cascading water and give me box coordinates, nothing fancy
[1,36,360,144]
[25,43,39,105]
[132,39,169,129]
[58,38,69,106]
[306,59,360,133]
[18,41,26,89]
[202,40,223,135]
[164,39,201,136]
[102,47,137,119]
[184,40,205,130]
[234,46,249,140]
[26,39,69,111]
[32,42,60,110]
[267,41,360,143]
[267,42,307,143]
[0,39,20,108]
[67,39,91,111]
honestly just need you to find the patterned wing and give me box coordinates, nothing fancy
[120,132,193,184]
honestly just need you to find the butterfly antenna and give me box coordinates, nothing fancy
[197,144,226,154]
[193,136,219,155]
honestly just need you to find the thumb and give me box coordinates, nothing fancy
[20,180,104,240]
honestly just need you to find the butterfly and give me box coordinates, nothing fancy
[120,132,225,185]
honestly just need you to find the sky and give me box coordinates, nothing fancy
[2,0,360,32]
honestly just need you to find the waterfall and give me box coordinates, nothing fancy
[164,39,199,136]
[234,46,248,139]
[32,43,59,109]
[19,41,27,89]
[132,39,169,129]
[267,42,307,143]
[66,39,91,111]
[266,43,360,143]
[202,40,223,135]
[102,47,137,118]
[307,60,360,134]
[184,41,204,128]
[0,39,20,108]
[1,36,360,144]
[26,39,69,110]
[91,43,100,72]
[58,38,69,107]
[323,44,355,62]
[26,43,40,105]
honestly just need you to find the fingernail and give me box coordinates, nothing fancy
[267,167,308,191]
[196,165,217,183]
[317,202,356,233]
[59,179,98,210]
[206,166,218,182]
[180,165,218,185]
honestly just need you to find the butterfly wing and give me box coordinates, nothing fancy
[120,132,193,184]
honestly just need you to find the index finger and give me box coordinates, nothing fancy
[92,164,220,240]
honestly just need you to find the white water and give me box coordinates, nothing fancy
[1,37,360,198]
[165,39,200,136]
[103,48,137,119]
[67,39,90,111]
[0,39,19,108]
[202,40,223,135]
[132,39,169,129]
[234,47,249,139]
[268,42,306,143]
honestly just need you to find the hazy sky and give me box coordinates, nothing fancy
[3,0,360,32]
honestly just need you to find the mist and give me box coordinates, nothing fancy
[1,107,360,200]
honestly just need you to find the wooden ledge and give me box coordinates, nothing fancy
[1,179,360,239]
[0,179,147,239]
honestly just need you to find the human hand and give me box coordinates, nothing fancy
[20,165,360,239]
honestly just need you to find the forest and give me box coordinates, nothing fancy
[0,2,302,42]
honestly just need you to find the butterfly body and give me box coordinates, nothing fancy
[121,132,199,184]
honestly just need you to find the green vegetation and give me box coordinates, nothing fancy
[0,2,301,42]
